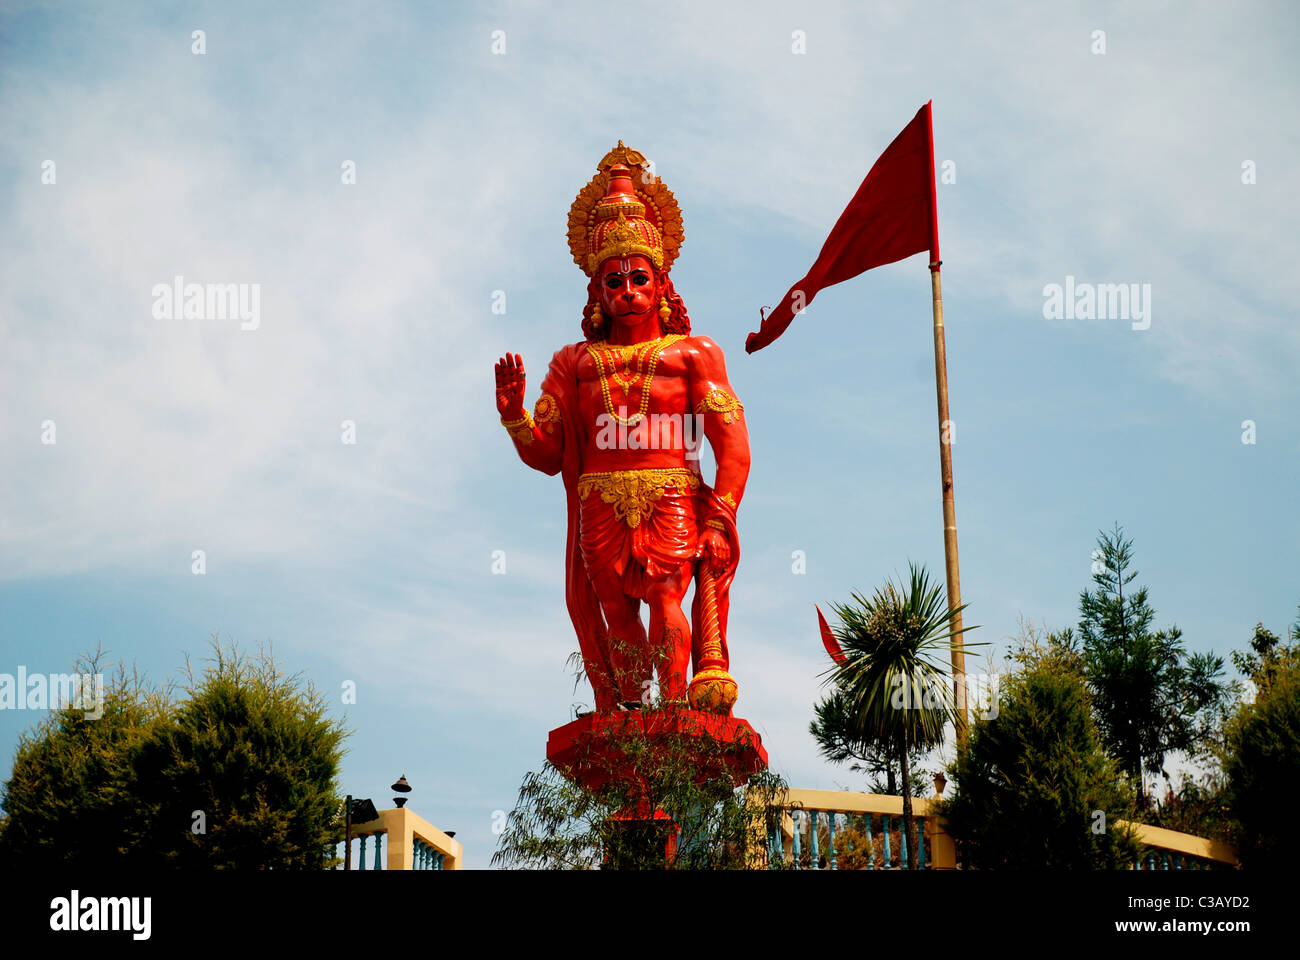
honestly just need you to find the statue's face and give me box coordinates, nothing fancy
[597,255,661,331]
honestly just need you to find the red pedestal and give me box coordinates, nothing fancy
[546,708,768,793]
[547,708,768,868]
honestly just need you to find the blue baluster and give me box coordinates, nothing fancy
[791,811,802,870]
[809,811,820,870]
[1161,851,1170,871]
[864,814,875,870]
[828,812,838,870]
[918,817,927,870]
[1145,851,1155,871]
[436,852,445,871]
[413,839,421,870]
[374,832,383,870]
[900,814,909,868]
[359,834,368,870]
[882,815,892,869]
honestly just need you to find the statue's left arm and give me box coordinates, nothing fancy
[686,336,750,570]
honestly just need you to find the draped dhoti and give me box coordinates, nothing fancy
[577,468,700,600]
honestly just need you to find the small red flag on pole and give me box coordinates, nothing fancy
[745,101,939,353]
[752,102,969,743]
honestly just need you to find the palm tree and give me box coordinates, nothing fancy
[820,563,974,869]
[809,689,932,796]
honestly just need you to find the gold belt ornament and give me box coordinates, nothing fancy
[577,468,700,529]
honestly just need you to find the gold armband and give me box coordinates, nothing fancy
[704,518,726,532]
[695,388,744,424]
[501,411,535,445]
[533,393,561,434]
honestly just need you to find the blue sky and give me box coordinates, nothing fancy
[2,1,1297,868]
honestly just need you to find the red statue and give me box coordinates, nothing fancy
[494,142,751,715]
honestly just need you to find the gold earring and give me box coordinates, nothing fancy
[659,297,671,323]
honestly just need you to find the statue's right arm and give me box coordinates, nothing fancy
[495,351,564,476]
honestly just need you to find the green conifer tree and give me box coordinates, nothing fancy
[1073,524,1228,804]
[938,639,1140,869]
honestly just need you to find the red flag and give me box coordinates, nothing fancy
[817,605,847,665]
[746,101,939,353]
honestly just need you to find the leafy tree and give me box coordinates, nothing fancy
[1222,615,1300,869]
[1146,774,1234,844]
[809,689,931,796]
[937,637,1140,869]
[1072,524,1229,804]
[1232,607,1299,691]
[0,639,347,869]
[134,641,347,868]
[821,563,970,869]
[0,653,172,866]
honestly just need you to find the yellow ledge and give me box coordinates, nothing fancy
[1119,820,1239,866]
[350,807,463,870]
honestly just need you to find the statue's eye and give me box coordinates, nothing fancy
[605,275,623,289]
[632,273,649,286]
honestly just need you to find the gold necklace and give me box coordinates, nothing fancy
[603,340,652,391]
[587,334,684,425]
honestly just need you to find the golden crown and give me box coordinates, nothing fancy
[567,142,684,277]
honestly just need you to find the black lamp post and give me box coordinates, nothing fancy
[391,774,411,808]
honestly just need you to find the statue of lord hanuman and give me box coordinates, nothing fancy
[494,142,750,715]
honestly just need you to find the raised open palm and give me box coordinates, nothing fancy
[495,352,526,418]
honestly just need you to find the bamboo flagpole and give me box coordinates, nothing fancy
[929,261,967,743]
[922,106,968,745]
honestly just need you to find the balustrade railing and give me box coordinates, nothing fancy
[756,788,1238,871]
[760,788,951,870]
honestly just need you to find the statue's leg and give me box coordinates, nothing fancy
[645,558,694,704]
[579,492,650,706]
[588,565,649,704]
